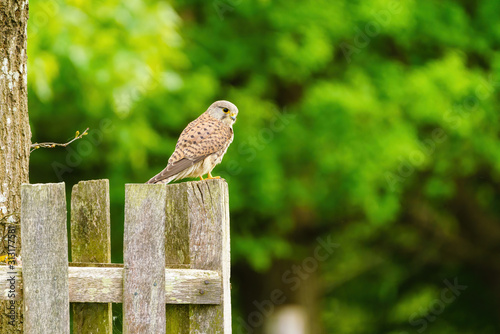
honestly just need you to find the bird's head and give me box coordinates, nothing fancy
[207,100,238,126]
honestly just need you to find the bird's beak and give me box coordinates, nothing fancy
[230,113,236,121]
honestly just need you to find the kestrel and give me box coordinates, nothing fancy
[147,100,238,184]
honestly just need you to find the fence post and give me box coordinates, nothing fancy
[165,179,231,333]
[21,182,69,333]
[165,183,190,333]
[123,184,167,334]
[70,179,112,333]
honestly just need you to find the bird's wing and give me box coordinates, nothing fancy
[173,115,233,162]
[147,114,233,184]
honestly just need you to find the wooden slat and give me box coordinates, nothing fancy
[68,262,190,269]
[123,184,167,334]
[69,267,122,303]
[71,180,111,263]
[0,266,221,304]
[70,262,124,268]
[165,182,191,333]
[71,179,112,334]
[165,179,231,333]
[21,183,69,333]
[188,180,232,333]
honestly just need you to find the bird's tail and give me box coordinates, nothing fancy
[146,173,175,184]
[147,159,195,184]
[146,175,175,184]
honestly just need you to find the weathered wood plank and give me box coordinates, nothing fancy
[165,184,191,333]
[123,184,167,334]
[166,305,189,334]
[71,179,111,263]
[0,266,221,304]
[188,180,231,333]
[70,262,124,268]
[165,179,231,333]
[165,184,190,266]
[69,267,122,303]
[21,183,69,334]
[68,262,189,269]
[71,179,112,334]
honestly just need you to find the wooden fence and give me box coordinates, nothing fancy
[0,179,231,333]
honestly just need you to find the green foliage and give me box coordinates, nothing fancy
[28,0,500,333]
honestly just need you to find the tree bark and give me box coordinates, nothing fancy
[0,0,31,332]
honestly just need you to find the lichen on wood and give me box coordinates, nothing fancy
[20,183,69,334]
[123,184,167,334]
[0,265,222,304]
[71,179,112,334]
[165,179,231,333]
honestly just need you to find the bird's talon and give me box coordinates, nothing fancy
[206,172,220,180]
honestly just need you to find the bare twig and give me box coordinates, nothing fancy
[30,127,89,153]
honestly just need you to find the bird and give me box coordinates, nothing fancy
[147,100,238,184]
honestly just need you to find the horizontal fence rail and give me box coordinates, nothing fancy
[0,266,222,304]
[0,179,231,334]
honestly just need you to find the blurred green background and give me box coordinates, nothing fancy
[27,0,500,333]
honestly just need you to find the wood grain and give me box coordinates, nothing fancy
[71,179,112,334]
[188,180,231,334]
[165,179,231,333]
[123,184,167,334]
[20,183,69,334]
[10,180,230,333]
[165,183,191,333]
[0,266,221,304]
[71,179,111,263]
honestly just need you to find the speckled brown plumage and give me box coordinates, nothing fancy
[147,100,238,184]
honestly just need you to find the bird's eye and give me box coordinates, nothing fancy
[223,107,229,113]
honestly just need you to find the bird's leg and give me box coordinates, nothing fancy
[206,171,220,179]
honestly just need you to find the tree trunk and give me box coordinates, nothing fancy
[0,0,31,332]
